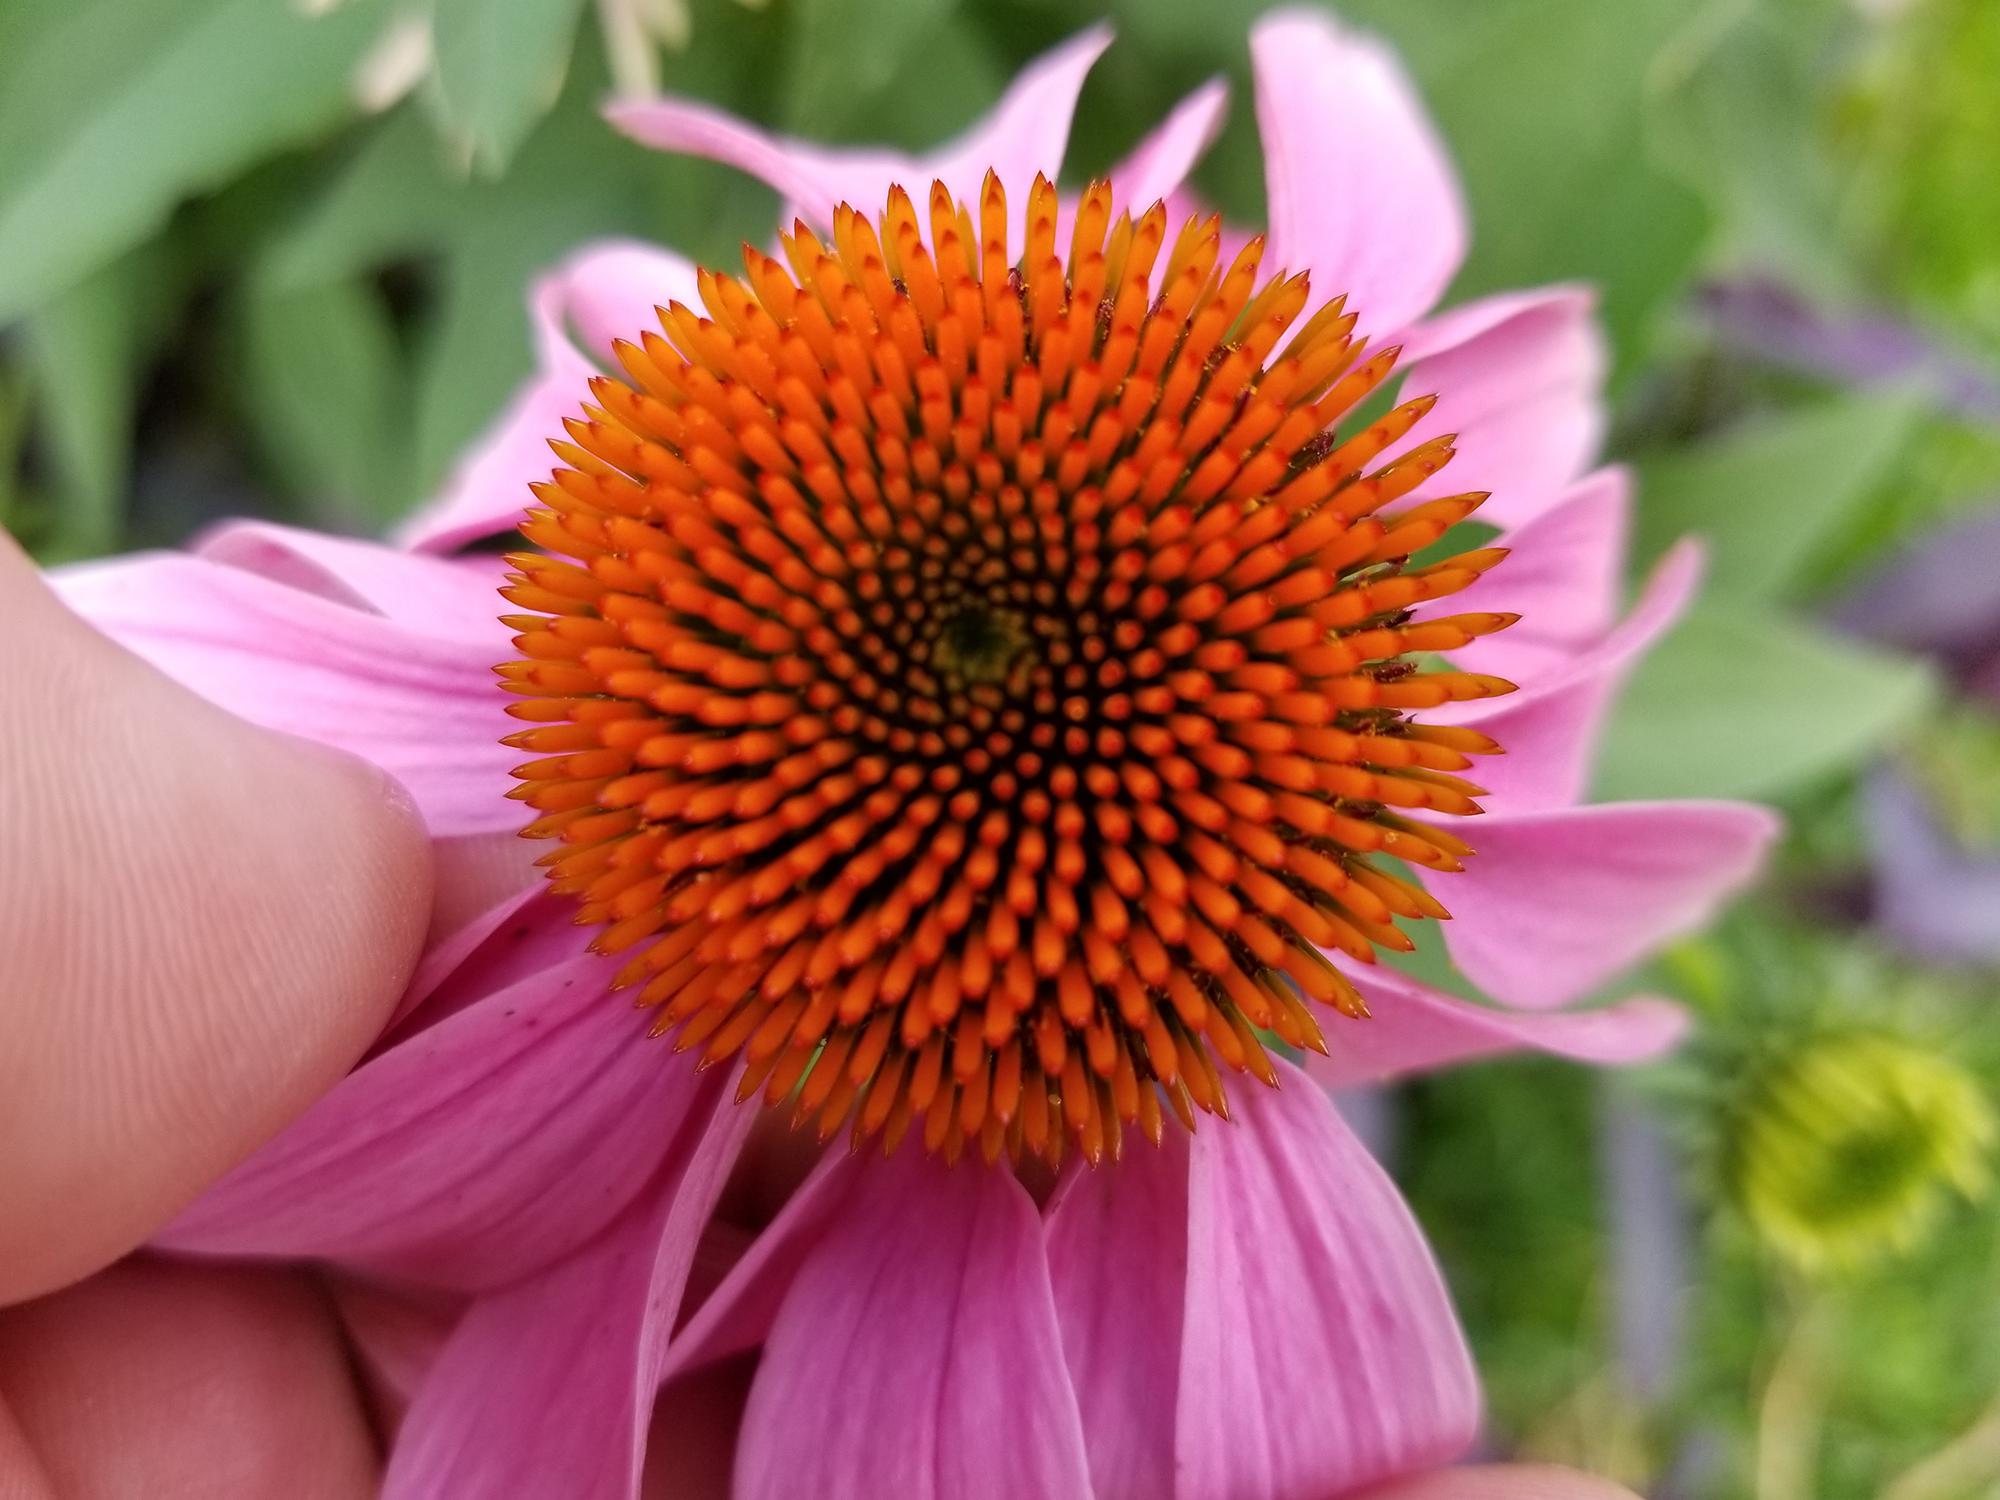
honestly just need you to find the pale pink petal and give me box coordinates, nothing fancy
[397,273,599,553]
[160,899,735,1291]
[53,552,514,837]
[733,1149,1093,1500]
[1432,801,1782,1010]
[1252,8,1466,337]
[1446,470,1630,684]
[551,238,703,363]
[383,1093,753,1500]
[1307,965,1688,1088]
[1177,1058,1479,1498]
[1045,1134,1190,1498]
[1399,287,1607,529]
[607,26,1111,230]
[196,521,507,645]
[1107,79,1229,211]
[1441,540,1702,814]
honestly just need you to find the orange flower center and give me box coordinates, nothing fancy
[498,172,1515,1166]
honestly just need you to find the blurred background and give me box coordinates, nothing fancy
[3,0,1998,1494]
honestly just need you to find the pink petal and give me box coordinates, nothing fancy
[53,551,515,838]
[551,238,703,363]
[1307,965,1688,1088]
[733,1149,1093,1500]
[1109,78,1229,212]
[1433,801,1782,1010]
[1045,1134,1190,1498]
[396,271,601,553]
[607,26,1111,231]
[383,1092,753,1500]
[1400,287,1607,529]
[1177,1058,1479,1498]
[1447,469,1630,684]
[196,521,508,645]
[660,1145,862,1379]
[1252,8,1466,337]
[1441,540,1703,814]
[159,898,736,1292]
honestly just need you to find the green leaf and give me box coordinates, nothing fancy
[408,41,775,495]
[776,0,967,142]
[1594,601,1936,803]
[430,0,590,177]
[1649,3,1850,295]
[1336,0,1712,368]
[0,0,392,323]
[1633,391,1923,603]
[19,242,179,557]
[256,106,471,293]
[235,279,410,529]
[0,362,31,532]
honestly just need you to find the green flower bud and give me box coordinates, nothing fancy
[1727,1031,1995,1273]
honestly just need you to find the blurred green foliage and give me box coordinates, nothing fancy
[3,1,1998,1495]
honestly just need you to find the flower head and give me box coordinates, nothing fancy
[44,11,1782,1497]
[502,173,1515,1161]
[1728,1029,1995,1272]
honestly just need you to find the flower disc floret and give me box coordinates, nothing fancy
[500,171,1516,1163]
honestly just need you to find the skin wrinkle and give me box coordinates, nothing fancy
[0,532,434,1302]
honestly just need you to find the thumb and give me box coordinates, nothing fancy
[0,533,433,1301]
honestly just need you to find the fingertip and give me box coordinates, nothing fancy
[0,544,435,1301]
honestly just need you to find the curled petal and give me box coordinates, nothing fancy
[397,243,698,554]
[552,238,705,363]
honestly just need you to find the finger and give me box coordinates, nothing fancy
[0,1257,378,1499]
[1356,1465,1644,1500]
[0,533,432,1301]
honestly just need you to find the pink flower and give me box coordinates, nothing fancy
[49,10,1777,1497]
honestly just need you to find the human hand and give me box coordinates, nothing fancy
[0,529,428,1494]
[0,531,1638,1500]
